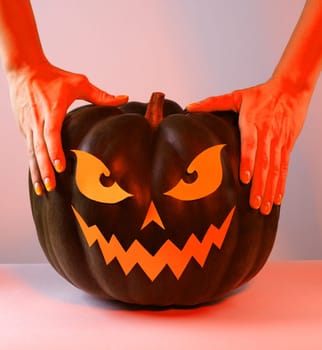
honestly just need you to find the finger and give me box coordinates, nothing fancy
[238,111,257,184]
[186,92,242,112]
[26,130,44,196]
[43,108,66,174]
[274,146,290,205]
[77,75,128,106]
[260,138,281,215]
[32,128,56,192]
[249,126,271,210]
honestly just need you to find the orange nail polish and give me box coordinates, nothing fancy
[252,195,262,210]
[54,159,64,173]
[262,202,271,215]
[34,182,43,196]
[44,177,53,192]
[275,194,283,205]
[186,103,199,111]
[242,170,251,184]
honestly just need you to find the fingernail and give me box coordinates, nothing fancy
[54,159,64,173]
[252,195,262,210]
[241,170,251,184]
[262,202,271,215]
[186,103,200,111]
[34,182,43,196]
[275,194,283,205]
[44,177,54,192]
[116,95,129,100]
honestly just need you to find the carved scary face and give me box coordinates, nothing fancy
[70,143,235,282]
[29,93,279,306]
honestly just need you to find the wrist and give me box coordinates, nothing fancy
[269,69,317,98]
[5,56,50,81]
[271,57,321,97]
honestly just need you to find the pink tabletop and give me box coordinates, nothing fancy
[0,260,321,350]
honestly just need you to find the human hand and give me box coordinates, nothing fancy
[7,62,128,196]
[187,78,311,215]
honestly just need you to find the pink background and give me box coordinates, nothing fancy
[0,0,321,262]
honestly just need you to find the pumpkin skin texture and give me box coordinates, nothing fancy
[29,92,280,307]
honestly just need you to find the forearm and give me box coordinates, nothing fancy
[272,0,322,92]
[0,0,47,74]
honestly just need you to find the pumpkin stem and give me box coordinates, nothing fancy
[145,92,165,129]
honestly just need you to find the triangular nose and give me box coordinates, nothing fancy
[140,201,165,230]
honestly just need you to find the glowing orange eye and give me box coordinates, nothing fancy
[164,144,225,201]
[72,150,133,204]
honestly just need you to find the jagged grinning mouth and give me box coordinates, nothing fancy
[72,206,235,282]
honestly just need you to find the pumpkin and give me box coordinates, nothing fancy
[29,92,280,307]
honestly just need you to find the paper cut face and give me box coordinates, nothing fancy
[71,144,235,281]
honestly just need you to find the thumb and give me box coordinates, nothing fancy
[187,92,241,113]
[79,79,128,106]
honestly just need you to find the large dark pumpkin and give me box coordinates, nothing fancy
[29,92,280,306]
